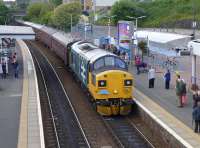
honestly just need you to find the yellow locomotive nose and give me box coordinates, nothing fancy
[113,90,118,94]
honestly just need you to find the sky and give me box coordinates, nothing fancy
[3,0,16,1]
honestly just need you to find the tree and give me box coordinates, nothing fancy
[0,1,10,25]
[26,2,53,23]
[49,0,62,7]
[52,2,81,31]
[138,41,147,61]
[111,0,145,25]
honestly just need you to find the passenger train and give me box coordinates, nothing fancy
[18,21,134,116]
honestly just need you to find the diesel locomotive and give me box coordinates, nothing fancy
[19,21,134,116]
[68,41,133,115]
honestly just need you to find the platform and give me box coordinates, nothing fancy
[0,44,23,148]
[0,39,44,148]
[129,59,200,147]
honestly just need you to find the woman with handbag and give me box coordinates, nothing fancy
[180,79,187,106]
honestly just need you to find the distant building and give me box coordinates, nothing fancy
[63,0,92,10]
[94,0,117,8]
[62,0,79,4]
[16,0,48,6]
[3,0,15,8]
[62,0,117,11]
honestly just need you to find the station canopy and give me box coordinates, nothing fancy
[136,31,191,44]
[0,25,35,40]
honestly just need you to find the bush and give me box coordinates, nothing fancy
[0,1,10,25]
[111,0,146,25]
[26,2,53,23]
[52,2,81,30]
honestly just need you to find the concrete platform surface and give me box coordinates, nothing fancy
[0,46,23,148]
[129,57,200,147]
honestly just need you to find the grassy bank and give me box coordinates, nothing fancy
[95,0,200,28]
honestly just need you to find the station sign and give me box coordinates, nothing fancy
[117,21,134,60]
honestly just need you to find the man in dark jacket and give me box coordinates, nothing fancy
[2,60,6,79]
[164,69,171,89]
[193,90,200,108]
[193,101,200,133]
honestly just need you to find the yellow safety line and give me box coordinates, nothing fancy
[17,40,28,148]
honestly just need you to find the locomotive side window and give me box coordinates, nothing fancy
[115,58,126,69]
[94,58,104,70]
[105,56,115,66]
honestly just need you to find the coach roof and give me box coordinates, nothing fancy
[23,21,44,29]
[52,31,72,46]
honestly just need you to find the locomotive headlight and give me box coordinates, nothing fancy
[98,80,107,87]
[124,79,132,86]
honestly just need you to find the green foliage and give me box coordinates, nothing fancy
[49,0,62,7]
[139,0,200,27]
[107,0,200,28]
[111,0,146,25]
[26,2,53,24]
[138,41,147,60]
[0,1,10,25]
[52,2,82,30]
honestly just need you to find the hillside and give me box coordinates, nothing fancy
[139,0,200,28]
[96,0,200,29]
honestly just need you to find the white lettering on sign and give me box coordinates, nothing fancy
[80,61,86,83]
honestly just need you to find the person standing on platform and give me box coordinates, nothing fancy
[148,66,155,88]
[2,60,6,79]
[0,62,2,78]
[14,61,19,78]
[193,90,200,108]
[124,52,129,65]
[175,75,182,107]
[135,56,141,74]
[192,101,200,133]
[164,69,171,89]
[180,79,187,106]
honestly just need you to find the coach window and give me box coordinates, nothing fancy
[105,56,115,66]
[94,58,104,70]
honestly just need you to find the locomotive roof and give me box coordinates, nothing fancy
[52,31,72,46]
[72,41,116,63]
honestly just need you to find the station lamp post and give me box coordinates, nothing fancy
[192,0,196,40]
[126,15,146,56]
[105,15,116,37]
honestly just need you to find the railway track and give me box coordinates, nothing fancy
[102,116,154,148]
[28,42,90,148]
[27,40,157,148]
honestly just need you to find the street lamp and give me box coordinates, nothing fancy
[104,15,116,37]
[192,0,196,40]
[126,15,146,56]
[70,14,73,35]
[126,16,146,31]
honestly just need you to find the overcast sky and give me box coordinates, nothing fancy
[3,0,16,1]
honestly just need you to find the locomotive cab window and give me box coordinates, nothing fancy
[94,58,104,70]
[105,56,115,66]
[92,56,127,71]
